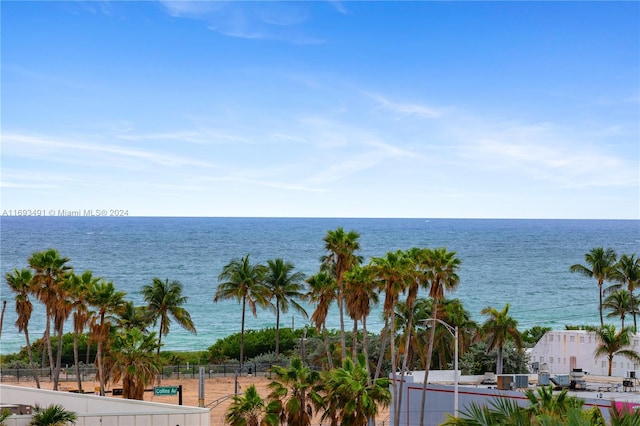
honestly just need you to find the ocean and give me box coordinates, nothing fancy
[0,217,638,355]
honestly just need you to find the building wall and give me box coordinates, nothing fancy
[0,385,210,426]
[528,330,640,377]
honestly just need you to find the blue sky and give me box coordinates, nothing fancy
[2,1,639,219]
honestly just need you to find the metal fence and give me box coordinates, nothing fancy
[0,362,289,383]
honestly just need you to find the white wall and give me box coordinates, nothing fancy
[0,385,209,426]
[528,330,640,377]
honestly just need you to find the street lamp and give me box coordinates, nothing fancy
[423,319,459,418]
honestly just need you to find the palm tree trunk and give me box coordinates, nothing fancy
[362,315,371,383]
[395,301,416,426]
[609,355,613,376]
[240,296,246,372]
[25,328,41,388]
[156,316,164,385]
[374,322,389,380]
[44,315,55,373]
[53,322,64,390]
[496,345,504,375]
[352,318,358,362]
[322,325,333,369]
[0,300,6,339]
[599,282,604,327]
[389,309,398,426]
[275,307,280,359]
[338,284,346,360]
[418,299,439,426]
[74,330,82,392]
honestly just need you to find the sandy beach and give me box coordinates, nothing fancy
[2,374,391,426]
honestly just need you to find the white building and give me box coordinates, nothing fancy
[528,330,640,377]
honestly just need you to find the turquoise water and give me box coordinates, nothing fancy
[1,217,638,355]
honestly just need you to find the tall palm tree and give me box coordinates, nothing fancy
[87,280,127,396]
[570,247,617,327]
[64,270,99,392]
[419,247,461,426]
[28,248,71,390]
[6,268,40,387]
[594,324,640,376]
[214,255,271,372]
[226,384,279,426]
[610,254,640,330]
[480,303,522,375]
[141,277,196,356]
[603,289,633,329]
[370,250,411,382]
[321,227,362,360]
[344,265,378,369]
[321,353,391,426]
[109,327,161,400]
[264,258,307,359]
[268,356,323,426]
[305,271,337,369]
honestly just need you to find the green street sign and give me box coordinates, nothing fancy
[154,386,178,396]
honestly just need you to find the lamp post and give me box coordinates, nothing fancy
[423,319,459,418]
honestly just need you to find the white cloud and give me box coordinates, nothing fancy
[366,92,444,119]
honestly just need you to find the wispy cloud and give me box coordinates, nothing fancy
[3,133,214,168]
[366,92,444,119]
[158,1,326,44]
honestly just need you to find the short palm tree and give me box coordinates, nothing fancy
[6,268,40,387]
[603,289,633,329]
[320,353,391,426]
[594,324,640,376]
[226,384,279,426]
[344,265,378,369]
[268,356,323,426]
[610,254,640,330]
[570,247,617,327]
[109,327,161,400]
[29,404,77,426]
[264,258,307,359]
[214,255,271,372]
[481,303,522,375]
[141,277,196,356]
[305,271,337,369]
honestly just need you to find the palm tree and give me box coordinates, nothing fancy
[30,404,77,426]
[117,300,152,331]
[109,327,161,400]
[370,250,411,382]
[305,271,337,369]
[87,280,127,396]
[594,324,640,376]
[603,289,633,329]
[214,255,271,372]
[268,356,323,426]
[141,277,196,356]
[264,258,307,359]
[28,248,71,391]
[321,353,391,426]
[610,254,640,330]
[480,303,522,375]
[344,265,378,369]
[570,247,617,327]
[64,270,98,392]
[226,384,279,426]
[419,247,461,426]
[321,227,362,360]
[6,268,40,387]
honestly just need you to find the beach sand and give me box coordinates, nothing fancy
[3,374,391,425]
